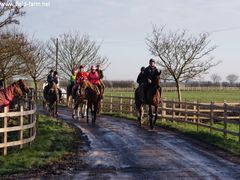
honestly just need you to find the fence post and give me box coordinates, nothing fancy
[129,98,133,114]
[193,101,197,123]
[223,102,227,142]
[210,102,214,134]
[161,99,166,122]
[120,94,123,113]
[239,108,240,144]
[172,99,175,123]
[185,101,187,122]
[110,93,113,113]
[197,101,200,132]
[20,105,24,149]
[3,106,8,156]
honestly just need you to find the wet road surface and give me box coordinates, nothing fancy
[41,107,240,180]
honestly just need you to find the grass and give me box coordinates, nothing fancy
[102,112,240,155]
[105,89,240,103]
[0,114,78,175]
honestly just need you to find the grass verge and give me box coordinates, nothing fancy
[0,114,78,175]
[102,112,240,155]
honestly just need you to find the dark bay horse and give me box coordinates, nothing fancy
[67,83,74,108]
[43,83,59,117]
[79,80,101,123]
[135,70,162,129]
[0,79,30,110]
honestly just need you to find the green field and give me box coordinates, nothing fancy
[105,89,240,103]
[0,114,78,175]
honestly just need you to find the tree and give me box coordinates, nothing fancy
[0,0,25,29]
[210,74,221,84]
[0,30,30,87]
[146,25,219,101]
[47,32,109,79]
[226,74,239,85]
[21,40,50,99]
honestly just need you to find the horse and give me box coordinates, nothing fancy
[67,83,74,108]
[135,70,162,129]
[72,84,87,120]
[0,79,30,111]
[43,83,59,117]
[79,80,101,123]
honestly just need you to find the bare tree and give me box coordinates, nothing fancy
[226,74,239,85]
[21,40,50,98]
[146,25,219,101]
[0,0,25,29]
[210,74,222,84]
[0,30,29,87]
[47,32,109,79]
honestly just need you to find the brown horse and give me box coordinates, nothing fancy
[79,80,101,123]
[72,84,87,120]
[0,79,30,110]
[135,70,161,129]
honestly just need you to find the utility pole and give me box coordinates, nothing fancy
[55,38,58,71]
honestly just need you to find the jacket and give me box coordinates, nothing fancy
[88,72,100,85]
[144,65,158,84]
[76,72,88,84]
[137,72,145,85]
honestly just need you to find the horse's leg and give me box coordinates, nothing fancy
[137,105,142,126]
[149,105,153,129]
[86,102,89,123]
[140,105,144,125]
[82,102,86,118]
[93,103,97,124]
[153,106,158,126]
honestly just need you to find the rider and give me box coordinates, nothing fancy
[88,65,102,97]
[44,69,54,100]
[72,65,88,98]
[96,64,105,98]
[53,71,62,100]
[69,67,78,92]
[143,59,159,101]
[137,66,145,86]
[47,69,54,86]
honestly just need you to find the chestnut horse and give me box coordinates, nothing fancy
[135,70,161,129]
[72,84,87,120]
[0,79,30,110]
[79,80,101,123]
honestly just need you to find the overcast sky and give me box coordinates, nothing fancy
[19,0,240,81]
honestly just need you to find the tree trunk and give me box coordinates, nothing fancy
[33,79,38,101]
[176,80,182,102]
[3,78,6,89]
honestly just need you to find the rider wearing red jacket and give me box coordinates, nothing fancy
[76,65,88,84]
[88,65,102,97]
[72,65,88,98]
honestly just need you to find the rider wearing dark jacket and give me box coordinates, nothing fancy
[143,59,159,101]
[144,59,158,86]
[137,66,145,85]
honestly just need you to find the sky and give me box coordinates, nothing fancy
[17,0,240,81]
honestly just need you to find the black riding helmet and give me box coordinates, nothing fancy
[141,66,145,71]
[53,71,58,76]
[149,59,155,63]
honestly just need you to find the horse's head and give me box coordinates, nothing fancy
[17,79,30,95]
[79,80,93,99]
[155,69,161,86]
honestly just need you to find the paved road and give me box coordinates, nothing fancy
[42,107,240,180]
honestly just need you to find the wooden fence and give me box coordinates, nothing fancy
[106,86,240,92]
[0,100,37,156]
[101,95,240,143]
